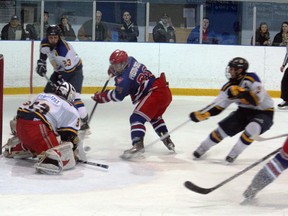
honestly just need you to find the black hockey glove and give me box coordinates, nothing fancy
[36,59,47,77]
[55,74,65,87]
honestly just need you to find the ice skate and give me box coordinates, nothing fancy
[162,135,175,152]
[225,155,238,163]
[225,142,246,163]
[278,101,288,109]
[193,146,208,159]
[241,185,260,206]
[121,138,145,160]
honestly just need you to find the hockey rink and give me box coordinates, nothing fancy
[1,94,288,216]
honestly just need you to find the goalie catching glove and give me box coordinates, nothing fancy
[36,59,47,77]
[92,90,111,103]
[190,111,211,122]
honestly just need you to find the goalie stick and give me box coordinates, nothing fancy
[77,159,109,169]
[184,147,282,194]
[21,157,109,170]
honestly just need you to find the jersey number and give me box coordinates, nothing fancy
[63,59,71,67]
[29,101,50,115]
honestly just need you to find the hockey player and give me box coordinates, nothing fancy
[3,82,81,175]
[92,49,174,159]
[36,24,89,131]
[190,57,274,163]
[243,138,288,200]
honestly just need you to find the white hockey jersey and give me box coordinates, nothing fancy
[17,93,80,135]
[214,72,274,111]
[40,38,82,73]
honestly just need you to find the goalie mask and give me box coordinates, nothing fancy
[55,82,76,103]
[109,49,128,76]
[225,57,249,82]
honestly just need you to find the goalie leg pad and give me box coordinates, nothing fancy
[3,136,33,159]
[35,142,76,175]
[10,117,17,135]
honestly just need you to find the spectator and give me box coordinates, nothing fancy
[25,23,38,40]
[251,22,271,46]
[78,10,110,41]
[272,21,288,46]
[1,15,26,40]
[187,17,218,44]
[118,11,139,42]
[32,11,50,40]
[59,15,76,41]
[152,13,176,43]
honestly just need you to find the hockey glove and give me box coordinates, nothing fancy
[92,90,111,103]
[227,85,246,99]
[190,111,210,122]
[55,75,65,87]
[36,59,47,77]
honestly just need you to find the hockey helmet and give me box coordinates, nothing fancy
[109,49,128,76]
[55,82,76,103]
[46,25,62,37]
[226,57,249,81]
[228,57,249,71]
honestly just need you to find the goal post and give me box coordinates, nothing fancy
[0,54,3,154]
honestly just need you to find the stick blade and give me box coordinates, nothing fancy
[184,181,214,194]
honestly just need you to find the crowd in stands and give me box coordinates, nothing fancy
[1,10,287,47]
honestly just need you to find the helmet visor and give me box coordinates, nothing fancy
[110,62,126,75]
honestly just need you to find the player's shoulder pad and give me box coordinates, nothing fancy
[244,72,261,83]
[55,39,70,57]
[128,56,137,64]
[220,81,233,91]
[40,38,50,48]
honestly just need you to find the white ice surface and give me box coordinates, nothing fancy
[1,95,288,216]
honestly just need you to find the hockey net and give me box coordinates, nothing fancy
[0,54,3,154]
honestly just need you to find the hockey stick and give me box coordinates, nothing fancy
[77,75,112,162]
[145,119,190,149]
[184,146,282,194]
[88,74,112,124]
[77,159,109,169]
[252,133,288,142]
[145,101,221,149]
[44,74,57,88]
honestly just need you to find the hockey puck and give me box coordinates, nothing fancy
[84,146,91,152]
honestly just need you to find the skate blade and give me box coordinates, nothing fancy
[120,152,145,160]
[240,198,258,206]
